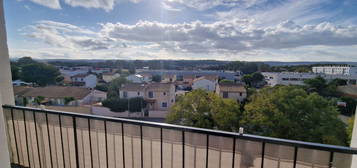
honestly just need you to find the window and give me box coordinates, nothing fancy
[239,92,242,96]
[137,92,140,96]
[162,102,167,108]
[123,91,128,98]
[163,92,166,96]
[171,99,174,103]
[223,92,228,98]
[148,91,154,98]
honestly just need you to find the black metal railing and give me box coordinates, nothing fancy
[2,105,357,168]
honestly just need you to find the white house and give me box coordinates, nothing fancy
[216,83,247,102]
[119,83,176,111]
[126,74,151,83]
[312,66,357,76]
[71,73,97,88]
[192,75,218,92]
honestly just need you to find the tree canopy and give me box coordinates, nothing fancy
[107,77,129,99]
[241,86,347,145]
[166,89,241,131]
[242,72,264,88]
[21,62,62,86]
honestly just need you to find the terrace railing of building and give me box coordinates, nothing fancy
[2,105,357,168]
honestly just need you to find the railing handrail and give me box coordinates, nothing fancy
[3,104,357,154]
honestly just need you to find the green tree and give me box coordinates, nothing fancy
[338,97,357,116]
[304,76,327,93]
[95,84,109,92]
[219,79,235,84]
[10,63,20,80]
[128,64,136,74]
[242,72,264,88]
[102,98,128,112]
[347,116,354,145]
[128,97,147,112]
[242,86,347,145]
[107,77,129,99]
[21,63,61,86]
[166,89,241,131]
[17,57,37,66]
[64,97,75,105]
[34,96,45,105]
[152,75,162,82]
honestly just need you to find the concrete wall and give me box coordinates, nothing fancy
[0,0,14,166]
[350,108,357,168]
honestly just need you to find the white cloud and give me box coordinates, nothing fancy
[100,19,357,52]
[24,0,141,11]
[28,0,61,9]
[214,0,352,26]
[16,19,357,61]
[164,0,266,11]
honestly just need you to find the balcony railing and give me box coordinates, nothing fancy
[2,105,357,168]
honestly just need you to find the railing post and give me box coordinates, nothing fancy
[0,0,15,167]
[350,108,357,168]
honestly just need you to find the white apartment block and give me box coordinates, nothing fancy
[262,72,357,86]
[312,66,357,76]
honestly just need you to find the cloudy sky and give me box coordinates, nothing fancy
[5,0,357,61]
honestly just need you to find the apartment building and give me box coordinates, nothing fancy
[119,83,175,111]
[263,72,357,86]
[313,66,357,76]
[216,83,247,102]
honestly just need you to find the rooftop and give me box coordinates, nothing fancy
[218,83,247,92]
[13,86,91,99]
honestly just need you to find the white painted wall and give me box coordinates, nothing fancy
[0,0,14,166]
[119,90,144,99]
[192,79,216,91]
[351,108,357,168]
[84,74,97,88]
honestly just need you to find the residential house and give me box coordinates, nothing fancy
[162,74,177,83]
[119,83,175,111]
[192,75,218,92]
[119,83,146,98]
[13,86,102,106]
[182,74,196,87]
[71,73,97,88]
[145,83,176,111]
[102,72,120,83]
[216,83,247,102]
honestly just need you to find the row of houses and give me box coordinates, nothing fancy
[119,80,247,111]
[13,86,106,106]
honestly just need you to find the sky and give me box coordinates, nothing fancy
[4,0,357,61]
